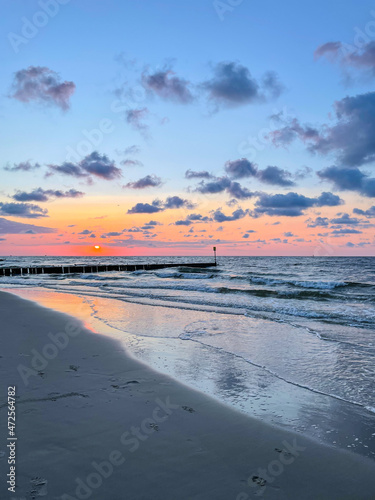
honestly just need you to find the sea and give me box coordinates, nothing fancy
[1,256,374,459]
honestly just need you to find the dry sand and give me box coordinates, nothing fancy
[1,290,375,499]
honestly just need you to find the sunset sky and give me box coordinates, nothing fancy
[1,0,375,256]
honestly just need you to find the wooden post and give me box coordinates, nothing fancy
[213,246,217,265]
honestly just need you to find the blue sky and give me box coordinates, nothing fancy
[1,0,375,255]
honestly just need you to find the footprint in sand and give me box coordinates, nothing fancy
[275,447,292,457]
[182,406,195,413]
[30,477,48,498]
[69,365,79,371]
[251,475,267,487]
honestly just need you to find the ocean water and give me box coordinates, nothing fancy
[1,256,375,458]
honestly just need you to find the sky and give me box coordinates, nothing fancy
[1,0,375,256]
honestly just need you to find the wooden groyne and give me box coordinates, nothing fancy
[0,262,216,277]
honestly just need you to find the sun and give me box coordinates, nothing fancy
[94,245,100,250]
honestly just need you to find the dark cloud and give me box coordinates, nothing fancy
[195,176,231,194]
[330,214,360,225]
[12,188,84,202]
[48,152,121,181]
[175,219,193,226]
[4,161,41,172]
[78,229,92,235]
[202,62,283,108]
[310,93,375,166]
[307,217,330,227]
[164,196,195,209]
[80,152,121,180]
[226,182,255,199]
[127,196,195,214]
[0,202,48,218]
[316,191,343,206]
[10,66,75,111]
[0,217,55,234]
[273,93,375,171]
[47,162,86,178]
[185,169,213,179]
[174,213,211,226]
[253,191,343,217]
[194,176,255,200]
[353,206,375,217]
[318,166,375,198]
[212,208,248,222]
[224,159,295,188]
[142,68,193,104]
[124,175,162,189]
[101,232,123,237]
[332,228,362,236]
[145,220,162,226]
[224,158,257,179]
[127,202,162,214]
[257,166,295,187]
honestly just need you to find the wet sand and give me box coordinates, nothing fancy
[1,290,375,499]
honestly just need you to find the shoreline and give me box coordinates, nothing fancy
[1,290,375,499]
[3,286,375,461]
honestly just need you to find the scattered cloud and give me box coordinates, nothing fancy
[315,40,375,79]
[127,202,163,214]
[253,191,343,217]
[120,159,144,168]
[307,216,330,227]
[270,117,320,147]
[126,108,149,135]
[123,175,162,189]
[225,158,257,179]
[9,66,75,111]
[332,228,363,236]
[202,62,283,108]
[185,169,213,179]
[330,213,361,225]
[12,188,84,202]
[141,67,194,103]
[272,93,375,169]
[353,206,375,217]
[318,166,375,198]
[116,145,141,156]
[256,165,295,187]
[0,217,55,234]
[127,196,195,214]
[226,181,255,199]
[212,207,248,222]
[174,213,211,226]
[4,161,41,172]
[0,202,48,218]
[48,152,121,181]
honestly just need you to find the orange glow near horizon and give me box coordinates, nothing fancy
[0,193,373,256]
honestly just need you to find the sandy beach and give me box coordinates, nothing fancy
[0,290,374,499]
